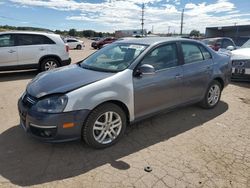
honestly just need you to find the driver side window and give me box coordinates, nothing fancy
[141,43,178,71]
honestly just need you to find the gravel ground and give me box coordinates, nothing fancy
[0,39,249,188]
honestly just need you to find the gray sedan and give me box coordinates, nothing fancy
[18,37,231,148]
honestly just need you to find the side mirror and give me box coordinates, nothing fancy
[226,46,235,51]
[137,64,155,76]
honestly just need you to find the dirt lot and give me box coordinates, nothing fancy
[0,39,250,188]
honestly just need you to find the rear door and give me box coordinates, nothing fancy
[180,42,213,102]
[66,39,77,49]
[0,34,18,67]
[133,43,183,118]
[17,34,49,66]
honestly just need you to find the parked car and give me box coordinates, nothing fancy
[64,38,84,50]
[18,37,231,148]
[91,37,117,49]
[202,37,237,51]
[231,39,250,81]
[0,31,71,71]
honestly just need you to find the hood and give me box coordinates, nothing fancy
[231,48,250,60]
[27,64,115,98]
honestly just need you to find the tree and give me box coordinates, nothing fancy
[68,28,77,36]
[189,29,200,37]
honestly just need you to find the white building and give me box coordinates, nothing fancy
[115,29,147,38]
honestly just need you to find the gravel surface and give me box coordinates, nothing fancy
[0,39,249,188]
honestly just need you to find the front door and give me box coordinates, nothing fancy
[0,34,18,67]
[133,43,183,119]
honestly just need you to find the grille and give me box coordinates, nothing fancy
[22,93,37,108]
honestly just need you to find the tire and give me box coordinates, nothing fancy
[83,103,127,149]
[76,45,82,50]
[40,58,59,71]
[200,80,222,109]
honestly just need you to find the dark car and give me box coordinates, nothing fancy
[18,37,231,148]
[202,37,237,51]
[91,37,117,49]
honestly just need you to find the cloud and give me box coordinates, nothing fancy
[8,0,250,33]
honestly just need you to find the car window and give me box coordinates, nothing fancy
[18,34,55,46]
[222,39,234,48]
[0,34,15,47]
[182,43,204,64]
[141,43,178,71]
[199,45,212,60]
[67,39,78,42]
[81,43,147,72]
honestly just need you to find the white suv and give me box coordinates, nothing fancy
[65,38,84,50]
[0,31,71,71]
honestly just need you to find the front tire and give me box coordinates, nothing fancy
[83,103,127,149]
[200,80,222,109]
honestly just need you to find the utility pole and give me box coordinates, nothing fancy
[141,3,145,37]
[180,9,184,35]
[168,26,171,34]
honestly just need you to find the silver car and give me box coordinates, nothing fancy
[231,39,250,81]
[18,37,231,148]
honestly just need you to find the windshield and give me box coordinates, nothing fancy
[80,43,147,72]
[241,39,250,48]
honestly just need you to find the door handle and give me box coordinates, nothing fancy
[175,74,183,79]
[39,48,45,51]
[8,50,16,53]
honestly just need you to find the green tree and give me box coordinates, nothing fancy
[189,29,200,37]
[68,28,77,36]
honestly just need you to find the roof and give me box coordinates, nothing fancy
[0,30,56,36]
[206,25,250,32]
[117,37,195,46]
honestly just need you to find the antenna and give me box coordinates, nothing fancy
[180,9,184,35]
[141,3,145,37]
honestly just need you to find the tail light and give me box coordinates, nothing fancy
[65,45,69,53]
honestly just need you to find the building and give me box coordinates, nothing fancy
[115,29,147,38]
[205,25,250,46]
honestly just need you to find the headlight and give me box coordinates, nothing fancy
[32,95,68,113]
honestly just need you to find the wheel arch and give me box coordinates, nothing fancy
[92,100,130,123]
[39,55,62,68]
[213,77,224,90]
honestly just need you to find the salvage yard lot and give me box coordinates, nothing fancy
[0,39,250,188]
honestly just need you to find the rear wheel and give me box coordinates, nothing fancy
[83,103,127,149]
[76,45,82,50]
[40,58,59,71]
[200,80,222,109]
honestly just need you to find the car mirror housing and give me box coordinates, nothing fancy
[226,46,235,51]
[137,64,156,75]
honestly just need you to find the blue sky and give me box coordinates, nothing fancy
[0,0,249,33]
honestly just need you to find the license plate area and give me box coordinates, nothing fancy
[234,67,245,75]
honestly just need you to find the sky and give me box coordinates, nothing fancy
[0,0,249,34]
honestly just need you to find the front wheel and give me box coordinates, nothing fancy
[200,80,222,109]
[83,103,127,149]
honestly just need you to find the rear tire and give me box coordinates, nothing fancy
[83,103,127,149]
[76,45,82,50]
[200,80,222,109]
[40,58,59,72]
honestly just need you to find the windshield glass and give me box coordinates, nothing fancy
[241,39,250,48]
[80,43,147,72]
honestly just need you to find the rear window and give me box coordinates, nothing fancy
[181,43,203,64]
[17,34,55,46]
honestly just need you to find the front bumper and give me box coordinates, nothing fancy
[231,67,250,81]
[61,58,71,66]
[18,98,90,142]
